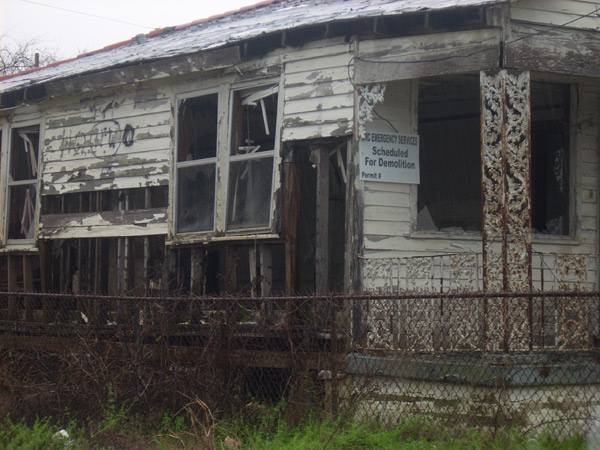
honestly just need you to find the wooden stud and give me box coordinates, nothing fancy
[315,145,330,294]
[284,151,301,295]
[7,254,18,321]
[249,246,258,297]
[39,240,55,323]
[22,255,34,322]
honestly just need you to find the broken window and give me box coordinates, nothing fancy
[227,85,278,230]
[531,81,570,235]
[7,125,40,240]
[417,75,482,232]
[416,75,572,236]
[176,93,218,233]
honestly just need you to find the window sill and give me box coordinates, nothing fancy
[410,231,580,246]
[167,232,281,246]
[0,243,39,253]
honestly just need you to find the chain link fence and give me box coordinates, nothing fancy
[1,291,599,436]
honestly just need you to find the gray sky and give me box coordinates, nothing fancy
[2,0,261,60]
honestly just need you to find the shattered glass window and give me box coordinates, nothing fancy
[227,85,278,230]
[7,126,40,240]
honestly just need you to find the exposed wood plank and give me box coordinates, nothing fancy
[283,93,354,115]
[40,208,168,239]
[285,53,352,75]
[281,107,354,129]
[22,255,34,322]
[41,173,168,196]
[284,80,353,102]
[259,244,272,297]
[7,255,17,321]
[282,122,353,141]
[284,156,300,295]
[46,46,241,97]
[355,29,501,84]
[505,23,600,77]
[315,146,330,294]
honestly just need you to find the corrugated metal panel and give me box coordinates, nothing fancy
[0,0,504,95]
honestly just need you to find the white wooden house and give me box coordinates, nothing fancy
[0,0,598,300]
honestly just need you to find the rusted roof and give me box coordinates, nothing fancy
[0,0,505,94]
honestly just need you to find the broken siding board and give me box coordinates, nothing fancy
[40,208,167,239]
[282,122,353,141]
[42,173,168,196]
[355,29,501,84]
[505,23,600,78]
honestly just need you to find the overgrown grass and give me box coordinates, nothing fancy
[0,409,589,449]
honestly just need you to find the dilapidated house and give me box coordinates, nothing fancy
[0,0,599,306]
[4,0,600,432]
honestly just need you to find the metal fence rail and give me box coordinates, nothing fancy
[1,291,600,436]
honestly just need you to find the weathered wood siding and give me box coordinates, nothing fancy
[360,75,599,290]
[506,1,600,78]
[355,29,501,84]
[42,88,172,196]
[282,37,354,141]
[510,0,600,31]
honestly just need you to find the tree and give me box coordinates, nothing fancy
[0,35,58,76]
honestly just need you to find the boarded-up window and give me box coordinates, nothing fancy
[7,126,40,240]
[227,85,278,230]
[176,93,218,233]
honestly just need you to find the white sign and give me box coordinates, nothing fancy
[359,132,420,184]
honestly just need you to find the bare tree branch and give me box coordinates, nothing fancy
[0,35,58,76]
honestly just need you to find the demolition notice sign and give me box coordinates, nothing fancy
[359,131,420,184]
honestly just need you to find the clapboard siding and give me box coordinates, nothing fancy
[282,39,354,141]
[41,89,172,195]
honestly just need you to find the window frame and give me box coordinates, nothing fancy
[412,73,577,240]
[173,88,220,235]
[225,83,280,233]
[172,77,283,241]
[2,120,43,247]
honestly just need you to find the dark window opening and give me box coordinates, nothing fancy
[417,75,481,232]
[8,126,40,240]
[531,81,570,235]
[176,93,218,233]
[227,86,278,230]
